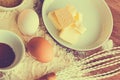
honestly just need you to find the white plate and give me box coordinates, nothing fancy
[42,0,113,51]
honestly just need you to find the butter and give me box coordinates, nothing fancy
[48,5,87,44]
[59,26,80,44]
[48,7,74,30]
[71,23,86,34]
[48,11,62,30]
[74,13,83,26]
[54,7,74,28]
[66,5,77,17]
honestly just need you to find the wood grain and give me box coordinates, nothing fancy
[101,0,120,80]
[106,0,120,46]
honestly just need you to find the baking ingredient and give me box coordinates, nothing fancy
[54,7,73,30]
[0,43,15,68]
[48,7,74,31]
[48,11,62,30]
[18,9,39,36]
[27,37,54,63]
[48,5,86,44]
[59,26,81,44]
[0,0,22,7]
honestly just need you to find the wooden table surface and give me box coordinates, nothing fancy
[105,0,120,47]
[101,0,120,80]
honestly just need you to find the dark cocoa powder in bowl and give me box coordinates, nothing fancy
[0,43,15,68]
[0,0,23,7]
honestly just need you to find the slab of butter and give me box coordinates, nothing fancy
[48,5,87,44]
[59,26,80,44]
[48,11,62,30]
[71,23,86,34]
[54,8,74,28]
[48,7,73,30]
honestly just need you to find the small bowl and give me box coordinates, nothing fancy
[0,30,25,71]
[0,0,25,11]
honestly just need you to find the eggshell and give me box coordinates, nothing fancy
[18,9,39,36]
[27,37,54,63]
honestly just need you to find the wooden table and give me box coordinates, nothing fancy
[101,0,120,80]
[105,0,120,47]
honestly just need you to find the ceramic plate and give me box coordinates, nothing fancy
[42,0,113,51]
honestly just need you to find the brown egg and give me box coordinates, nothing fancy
[27,37,54,63]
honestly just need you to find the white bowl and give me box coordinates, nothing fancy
[0,30,25,71]
[0,0,25,11]
[42,0,113,51]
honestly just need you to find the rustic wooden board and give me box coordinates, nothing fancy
[101,0,120,80]
[106,0,120,46]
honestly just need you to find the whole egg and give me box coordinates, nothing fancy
[18,9,39,36]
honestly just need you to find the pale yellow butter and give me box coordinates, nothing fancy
[48,11,62,30]
[59,26,80,44]
[48,6,74,30]
[48,5,87,44]
[54,7,74,28]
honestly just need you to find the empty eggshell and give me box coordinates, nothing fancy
[27,37,54,63]
[18,9,39,36]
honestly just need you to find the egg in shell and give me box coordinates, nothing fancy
[27,37,54,63]
[17,9,39,36]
